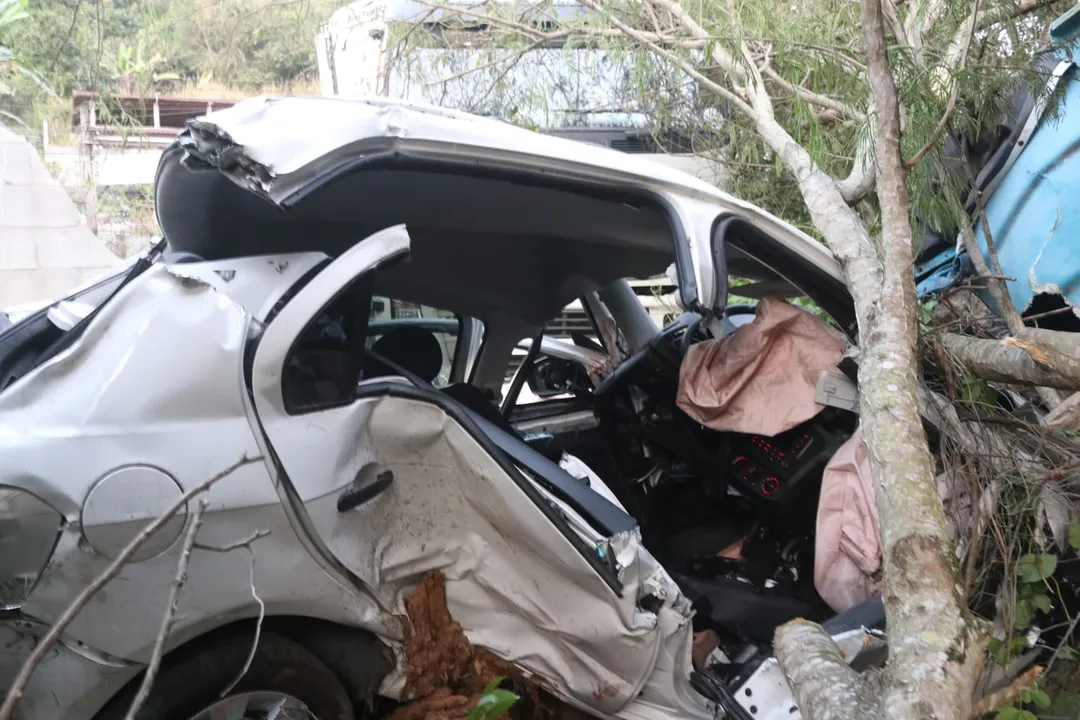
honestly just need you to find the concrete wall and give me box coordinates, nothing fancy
[45,144,164,187]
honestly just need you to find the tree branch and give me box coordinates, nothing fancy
[884,0,912,49]
[123,499,210,720]
[761,66,866,121]
[414,0,674,43]
[577,0,756,117]
[1045,391,1080,430]
[836,101,876,206]
[774,620,871,720]
[938,331,1080,391]
[50,0,85,74]
[911,0,950,54]
[860,0,983,714]
[968,666,1043,718]
[0,455,262,720]
[645,0,749,87]
[978,0,1067,30]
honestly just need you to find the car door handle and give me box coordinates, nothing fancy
[337,470,394,512]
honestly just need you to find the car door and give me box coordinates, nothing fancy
[247,224,677,714]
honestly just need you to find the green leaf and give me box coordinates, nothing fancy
[1029,689,1051,710]
[479,677,506,697]
[466,677,519,720]
[918,298,939,325]
[960,372,998,407]
[1069,523,1080,551]
[1013,598,1035,630]
[1016,554,1058,584]
[1042,691,1080,719]
[996,706,1022,720]
[1032,594,1052,614]
[1058,646,1078,662]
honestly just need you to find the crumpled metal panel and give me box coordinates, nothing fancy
[297,394,705,717]
[179,96,844,318]
[0,262,385,667]
[974,63,1080,319]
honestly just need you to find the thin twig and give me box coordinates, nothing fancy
[1023,306,1076,324]
[0,455,261,720]
[422,41,541,87]
[193,529,271,553]
[123,499,210,720]
[219,546,265,698]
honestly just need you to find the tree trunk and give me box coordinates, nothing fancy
[774,0,986,717]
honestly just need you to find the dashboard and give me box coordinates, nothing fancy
[591,311,851,514]
[726,421,844,507]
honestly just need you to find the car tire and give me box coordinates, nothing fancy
[95,631,356,720]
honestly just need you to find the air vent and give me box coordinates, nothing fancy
[545,309,593,336]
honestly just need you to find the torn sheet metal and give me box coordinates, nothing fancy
[294,394,708,718]
[0,262,390,720]
[974,58,1080,321]
[916,56,1080,323]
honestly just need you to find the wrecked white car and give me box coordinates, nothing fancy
[0,97,885,720]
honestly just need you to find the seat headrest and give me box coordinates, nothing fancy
[369,326,444,384]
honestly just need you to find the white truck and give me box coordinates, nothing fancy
[314,0,723,334]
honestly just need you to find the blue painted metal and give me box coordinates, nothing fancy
[973,60,1080,315]
[916,3,1080,323]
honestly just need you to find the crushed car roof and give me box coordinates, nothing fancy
[185,95,723,194]
[179,96,843,282]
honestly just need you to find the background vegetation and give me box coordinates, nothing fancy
[1,0,338,143]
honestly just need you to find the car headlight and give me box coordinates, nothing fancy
[0,488,63,610]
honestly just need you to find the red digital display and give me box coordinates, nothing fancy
[750,435,790,470]
[731,426,820,499]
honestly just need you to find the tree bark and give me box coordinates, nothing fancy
[857,1,982,717]
[939,332,1080,391]
[1045,392,1080,431]
[774,621,878,720]
[776,0,985,717]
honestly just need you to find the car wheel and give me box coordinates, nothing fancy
[95,631,356,720]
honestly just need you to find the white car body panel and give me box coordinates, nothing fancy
[0,257,390,719]
[0,99,871,720]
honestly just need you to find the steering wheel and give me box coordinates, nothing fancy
[679,315,717,356]
[594,312,704,397]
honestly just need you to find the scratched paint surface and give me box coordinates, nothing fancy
[975,63,1080,318]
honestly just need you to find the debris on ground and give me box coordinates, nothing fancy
[390,570,590,720]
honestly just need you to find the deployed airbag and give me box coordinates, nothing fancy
[814,429,882,613]
[676,296,847,436]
